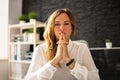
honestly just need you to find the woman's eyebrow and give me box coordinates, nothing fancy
[64,21,70,23]
[55,21,70,23]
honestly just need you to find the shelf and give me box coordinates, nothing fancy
[10,41,45,45]
[9,20,45,80]
[36,21,46,28]
[10,77,24,80]
[10,42,34,44]
[90,47,120,50]
[9,22,33,28]
[37,40,45,44]
[10,60,31,64]
[9,21,45,29]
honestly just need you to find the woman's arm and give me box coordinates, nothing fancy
[70,44,100,80]
[25,45,57,80]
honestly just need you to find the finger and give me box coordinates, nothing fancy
[62,33,68,45]
[56,41,59,45]
[57,45,63,54]
[60,33,63,40]
[57,40,63,45]
[65,41,68,45]
[62,33,66,41]
[59,40,68,45]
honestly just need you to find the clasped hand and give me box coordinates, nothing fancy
[55,33,70,63]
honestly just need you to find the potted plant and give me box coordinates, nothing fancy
[27,28,39,42]
[28,12,38,23]
[18,14,27,24]
[27,28,33,42]
[105,39,112,48]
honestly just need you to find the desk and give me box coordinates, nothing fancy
[90,47,120,80]
[90,47,120,50]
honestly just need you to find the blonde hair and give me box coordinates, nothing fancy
[43,8,76,61]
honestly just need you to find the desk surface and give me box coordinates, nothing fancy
[90,47,120,50]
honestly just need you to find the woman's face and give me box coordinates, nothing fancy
[54,13,72,41]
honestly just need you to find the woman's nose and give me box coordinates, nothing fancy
[59,25,64,31]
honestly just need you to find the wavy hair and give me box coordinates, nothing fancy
[43,8,76,61]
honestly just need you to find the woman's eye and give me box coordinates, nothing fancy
[54,24,60,26]
[64,23,69,26]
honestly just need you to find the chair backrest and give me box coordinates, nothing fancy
[75,40,89,47]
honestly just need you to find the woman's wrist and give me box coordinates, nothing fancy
[66,59,74,66]
[64,57,75,69]
[50,58,60,67]
[63,57,71,63]
[68,60,75,69]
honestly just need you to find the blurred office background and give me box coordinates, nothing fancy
[0,0,120,80]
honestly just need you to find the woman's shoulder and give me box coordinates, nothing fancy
[37,43,46,47]
[35,43,46,51]
[33,43,46,58]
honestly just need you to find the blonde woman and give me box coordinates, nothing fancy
[25,8,100,80]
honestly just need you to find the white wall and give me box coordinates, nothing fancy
[0,0,22,59]
[0,0,22,80]
[0,1,9,79]
[0,0,9,59]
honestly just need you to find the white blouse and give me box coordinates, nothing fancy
[25,40,100,80]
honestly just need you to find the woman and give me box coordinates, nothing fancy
[25,8,100,80]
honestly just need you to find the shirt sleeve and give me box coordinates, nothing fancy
[25,45,57,80]
[70,44,100,80]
